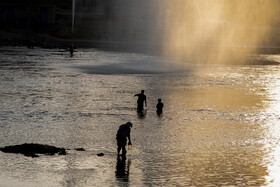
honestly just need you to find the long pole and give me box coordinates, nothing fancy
[72,0,75,33]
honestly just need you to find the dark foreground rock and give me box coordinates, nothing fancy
[0,143,66,158]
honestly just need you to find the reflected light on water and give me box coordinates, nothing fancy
[266,145,280,186]
[264,76,280,186]
[162,66,270,186]
[1,47,280,186]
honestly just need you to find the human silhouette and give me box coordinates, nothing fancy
[69,44,74,57]
[156,99,164,116]
[27,36,35,49]
[134,90,147,113]
[116,122,133,156]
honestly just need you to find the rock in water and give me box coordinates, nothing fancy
[75,148,85,151]
[0,143,66,158]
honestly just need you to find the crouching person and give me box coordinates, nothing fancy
[116,122,133,156]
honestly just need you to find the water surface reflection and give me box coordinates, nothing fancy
[0,47,280,186]
[116,156,131,184]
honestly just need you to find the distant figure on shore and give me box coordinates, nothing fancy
[156,99,164,116]
[69,44,74,57]
[28,37,35,49]
[116,122,133,156]
[134,90,147,113]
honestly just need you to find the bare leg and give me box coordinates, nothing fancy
[121,146,126,156]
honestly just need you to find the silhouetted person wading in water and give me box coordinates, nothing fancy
[134,90,147,113]
[116,122,133,156]
[69,45,74,57]
[156,99,164,116]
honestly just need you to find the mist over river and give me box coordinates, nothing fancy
[1,47,280,186]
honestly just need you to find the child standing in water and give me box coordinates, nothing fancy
[156,99,164,116]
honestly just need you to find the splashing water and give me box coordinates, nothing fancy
[160,0,280,64]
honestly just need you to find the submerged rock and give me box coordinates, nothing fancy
[0,143,66,158]
[75,148,85,151]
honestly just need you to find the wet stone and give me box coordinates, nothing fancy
[0,143,67,158]
[75,148,85,151]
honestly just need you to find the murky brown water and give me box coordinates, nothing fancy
[0,47,280,186]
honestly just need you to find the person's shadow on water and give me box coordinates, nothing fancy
[115,155,131,183]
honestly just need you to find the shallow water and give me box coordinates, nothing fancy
[1,47,280,186]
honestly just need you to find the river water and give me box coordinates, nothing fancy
[0,47,280,186]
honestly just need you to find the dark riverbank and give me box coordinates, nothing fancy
[0,30,162,55]
[1,31,280,56]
